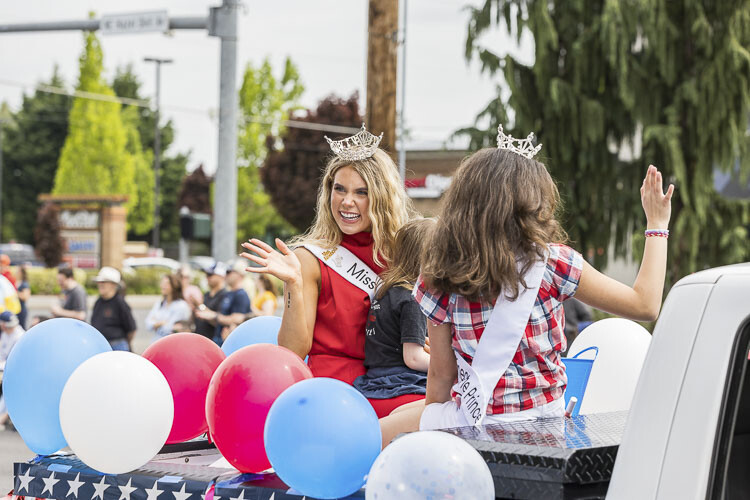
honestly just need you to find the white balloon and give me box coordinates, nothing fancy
[59,351,174,474]
[366,431,494,500]
[568,318,651,414]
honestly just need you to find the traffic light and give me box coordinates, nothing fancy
[180,212,212,240]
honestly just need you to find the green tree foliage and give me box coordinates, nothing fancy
[53,32,138,221]
[461,1,643,271]
[121,105,154,234]
[112,65,187,243]
[602,0,750,280]
[463,1,750,282]
[236,57,304,241]
[262,93,363,231]
[0,68,71,243]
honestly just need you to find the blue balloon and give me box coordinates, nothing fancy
[221,316,282,356]
[264,378,381,499]
[2,318,112,455]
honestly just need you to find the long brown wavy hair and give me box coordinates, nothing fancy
[421,148,566,302]
[291,149,415,268]
[376,217,436,299]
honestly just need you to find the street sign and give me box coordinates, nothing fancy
[100,11,169,35]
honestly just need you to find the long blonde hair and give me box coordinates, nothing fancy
[377,217,436,299]
[291,149,414,267]
[421,148,566,302]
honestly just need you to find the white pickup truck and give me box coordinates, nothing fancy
[11,263,750,500]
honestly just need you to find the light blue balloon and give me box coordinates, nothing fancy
[2,318,112,455]
[264,378,381,499]
[221,316,282,356]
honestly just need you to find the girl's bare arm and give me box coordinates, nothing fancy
[425,322,456,404]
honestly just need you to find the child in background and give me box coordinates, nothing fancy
[380,126,673,444]
[354,218,435,418]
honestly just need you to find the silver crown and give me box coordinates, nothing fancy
[325,124,383,161]
[496,125,542,159]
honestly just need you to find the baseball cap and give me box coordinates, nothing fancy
[204,262,227,277]
[226,259,247,275]
[0,311,19,327]
[93,266,121,284]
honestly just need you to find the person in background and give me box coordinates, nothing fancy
[213,262,252,343]
[29,315,49,328]
[0,255,16,289]
[145,274,191,340]
[194,263,228,341]
[177,265,203,315]
[51,266,87,321]
[16,263,30,329]
[0,311,25,431]
[251,275,278,317]
[90,267,137,352]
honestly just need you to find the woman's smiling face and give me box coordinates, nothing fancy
[331,166,372,235]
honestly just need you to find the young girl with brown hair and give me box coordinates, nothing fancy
[353,217,436,417]
[380,126,673,444]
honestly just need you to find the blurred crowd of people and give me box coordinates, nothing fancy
[0,257,279,431]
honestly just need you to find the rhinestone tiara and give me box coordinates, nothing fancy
[496,125,542,159]
[325,124,384,161]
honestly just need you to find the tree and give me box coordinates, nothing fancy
[0,68,71,243]
[262,93,363,231]
[236,57,303,241]
[602,0,750,281]
[462,1,750,282]
[53,32,138,222]
[112,65,188,243]
[121,105,154,234]
[34,203,64,267]
[178,165,212,214]
[461,1,643,271]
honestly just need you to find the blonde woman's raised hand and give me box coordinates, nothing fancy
[641,165,674,230]
[240,238,302,285]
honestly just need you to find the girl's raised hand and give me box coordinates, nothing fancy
[240,238,302,284]
[641,165,674,230]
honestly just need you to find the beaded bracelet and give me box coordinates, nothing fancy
[645,229,669,238]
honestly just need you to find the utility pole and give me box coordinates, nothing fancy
[208,0,239,263]
[144,57,172,251]
[366,0,399,155]
[397,0,408,180]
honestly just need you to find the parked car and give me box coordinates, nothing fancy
[188,256,215,272]
[121,257,181,274]
[0,243,41,266]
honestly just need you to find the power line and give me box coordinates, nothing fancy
[0,78,361,134]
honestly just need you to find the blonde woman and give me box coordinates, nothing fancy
[241,126,414,385]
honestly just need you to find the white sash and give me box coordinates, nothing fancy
[453,257,547,426]
[302,244,382,301]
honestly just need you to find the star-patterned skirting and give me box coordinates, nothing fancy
[11,452,364,500]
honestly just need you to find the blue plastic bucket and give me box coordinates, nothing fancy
[561,346,598,417]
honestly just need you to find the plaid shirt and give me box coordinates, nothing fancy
[414,243,583,414]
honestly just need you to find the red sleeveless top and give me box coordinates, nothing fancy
[307,232,385,384]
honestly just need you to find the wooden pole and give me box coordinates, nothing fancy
[366,0,399,155]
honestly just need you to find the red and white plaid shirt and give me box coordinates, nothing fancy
[414,243,583,414]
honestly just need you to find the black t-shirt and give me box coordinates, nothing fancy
[363,286,427,369]
[195,288,228,339]
[90,294,137,341]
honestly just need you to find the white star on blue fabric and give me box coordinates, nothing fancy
[228,490,245,500]
[91,476,110,500]
[172,483,191,500]
[66,473,85,499]
[16,467,34,493]
[145,480,164,500]
[118,478,137,500]
[41,471,60,496]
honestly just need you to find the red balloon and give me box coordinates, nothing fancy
[142,333,226,444]
[205,344,312,473]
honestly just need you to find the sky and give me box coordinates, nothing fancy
[0,1,533,174]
